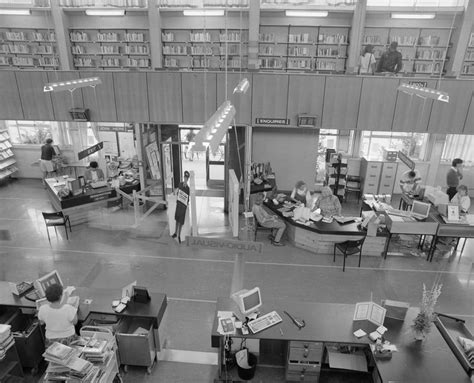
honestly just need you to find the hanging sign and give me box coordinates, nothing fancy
[78,142,104,160]
[255,118,290,125]
[98,126,130,132]
[408,81,428,88]
[397,151,415,170]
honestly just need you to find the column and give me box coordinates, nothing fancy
[247,0,260,70]
[51,1,72,71]
[148,0,162,69]
[346,0,367,74]
[449,0,474,76]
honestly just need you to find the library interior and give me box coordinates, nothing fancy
[1,0,474,382]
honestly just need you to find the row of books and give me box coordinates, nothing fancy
[60,0,147,6]
[0,57,58,66]
[0,44,54,55]
[73,57,150,68]
[70,32,146,43]
[159,0,248,6]
[0,141,12,150]
[0,149,14,160]
[0,166,19,180]
[1,31,56,42]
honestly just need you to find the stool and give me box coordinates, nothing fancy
[345,175,361,202]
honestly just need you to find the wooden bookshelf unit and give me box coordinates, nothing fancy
[461,31,474,76]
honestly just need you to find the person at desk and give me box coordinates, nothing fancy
[40,138,56,182]
[290,181,312,207]
[447,158,463,201]
[312,186,341,218]
[84,161,105,184]
[450,185,470,213]
[37,284,78,347]
[252,193,286,246]
[399,169,422,195]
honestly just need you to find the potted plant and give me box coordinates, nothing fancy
[412,283,442,341]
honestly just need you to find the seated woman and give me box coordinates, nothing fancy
[252,193,286,246]
[84,161,105,184]
[450,184,471,213]
[290,181,312,207]
[312,186,342,217]
[37,284,78,346]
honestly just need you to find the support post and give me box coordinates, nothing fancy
[189,171,198,236]
[346,0,367,74]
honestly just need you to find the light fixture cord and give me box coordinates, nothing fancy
[225,2,228,101]
[239,6,242,81]
[203,12,207,123]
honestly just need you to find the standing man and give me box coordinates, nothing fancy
[40,138,56,182]
[447,158,463,200]
[376,41,403,74]
[172,170,190,244]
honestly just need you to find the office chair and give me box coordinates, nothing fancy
[333,237,366,272]
[345,175,361,202]
[42,211,72,243]
[253,214,273,242]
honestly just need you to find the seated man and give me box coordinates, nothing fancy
[252,193,286,247]
[399,169,422,195]
[450,184,470,213]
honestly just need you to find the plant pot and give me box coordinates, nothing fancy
[414,329,426,341]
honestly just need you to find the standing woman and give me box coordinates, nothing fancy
[172,170,190,243]
[446,158,463,201]
[40,138,56,181]
[359,44,376,75]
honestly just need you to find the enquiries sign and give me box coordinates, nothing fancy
[255,118,290,126]
[186,236,264,254]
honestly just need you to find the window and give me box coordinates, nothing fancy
[6,120,71,146]
[441,135,474,166]
[360,131,428,161]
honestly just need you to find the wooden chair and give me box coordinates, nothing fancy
[333,237,366,272]
[42,212,72,243]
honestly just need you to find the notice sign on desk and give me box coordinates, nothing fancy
[186,236,263,254]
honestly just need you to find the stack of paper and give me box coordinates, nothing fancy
[0,324,14,361]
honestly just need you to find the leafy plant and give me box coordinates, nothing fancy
[412,283,442,335]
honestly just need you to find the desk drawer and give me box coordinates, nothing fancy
[286,371,320,382]
[363,182,378,194]
[289,348,323,363]
[287,362,321,374]
[290,341,323,351]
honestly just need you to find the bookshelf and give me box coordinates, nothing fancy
[158,0,248,7]
[0,129,17,183]
[0,28,59,69]
[161,29,248,70]
[461,31,474,76]
[363,26,452,76]
[60,0,147,7]
[258,25,349,72]
[69,29,151,70]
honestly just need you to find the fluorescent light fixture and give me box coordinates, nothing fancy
[85,9,125,16]
[233,78,250,94]
[0,9,31,15]
[391,13,435,19]
[285,10,328,17]
[397,83,449,103]
[183,9,224,16]
[44,77,102,93]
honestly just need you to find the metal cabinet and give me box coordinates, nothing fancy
[286,341,323,382]
[360,158,382,195]
[378,162,398,195]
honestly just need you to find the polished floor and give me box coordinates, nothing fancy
[0,179,473,382]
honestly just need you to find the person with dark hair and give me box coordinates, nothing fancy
[447,158,463,200]
[84,161,105,184]
[37,284,78,346]
[172,170,190,243]
[376,41,403,74]
[450,185,470,213]
[290,180,312,207]
[399,169,422,195]
[359,44,376,74]
[252,193,286,246]
[40,138,56,181]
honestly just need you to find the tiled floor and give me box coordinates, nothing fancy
[0,179,473,382]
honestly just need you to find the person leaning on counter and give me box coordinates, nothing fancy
[312,186,342,218]
[84,161,105,184]
[446,158,463,201]
[290,180,312,207]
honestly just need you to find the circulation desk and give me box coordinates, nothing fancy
[44,178,139,226]
[264,200,387,256]
[211,298,471,383]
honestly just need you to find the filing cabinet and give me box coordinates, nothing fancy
[360,158,382,195]
[286,341,323,382]
[378,162,398,195]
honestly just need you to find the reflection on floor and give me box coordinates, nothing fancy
[0,179,473,382]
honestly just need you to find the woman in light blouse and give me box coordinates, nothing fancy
[290,180,312,207]
[312,186,342,217]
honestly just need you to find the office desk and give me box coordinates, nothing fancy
[211,298,471,383]
[264,200,387,256]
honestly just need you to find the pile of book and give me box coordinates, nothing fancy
[43,342,100,382]
[73,337,110,364]
[0,324,14,361]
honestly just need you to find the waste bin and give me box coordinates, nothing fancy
[236,351,257,380]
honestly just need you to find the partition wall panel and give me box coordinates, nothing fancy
[80,72,118,122]
[46,71,84,122]
[15,71,54,121]
[0,72,23,120]
[113,72,149,122]
[428,80,474,134]
[286,75,325,127]
[464,91,474,133]
[147,72,183,123]
[322,76,362,131]
[217,73,251,125]
[392,79,437,132]
[181,72,217,124]
[357,77,399,131]
[252,74,289,123]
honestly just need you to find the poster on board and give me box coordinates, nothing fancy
[145,141,161,180]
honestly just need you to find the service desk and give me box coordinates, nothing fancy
[44,178,140,226]
[264,200,387,256]
[211,298,471,383]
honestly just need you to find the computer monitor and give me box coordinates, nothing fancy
[236,287,262,316]
[411,200,431,219]
[33,270,63,299]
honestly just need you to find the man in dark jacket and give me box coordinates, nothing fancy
[376,41,403,73]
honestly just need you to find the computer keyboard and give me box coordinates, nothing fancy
[386,209,412,218]
[90,181,108,189]
[247,311,282,334]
